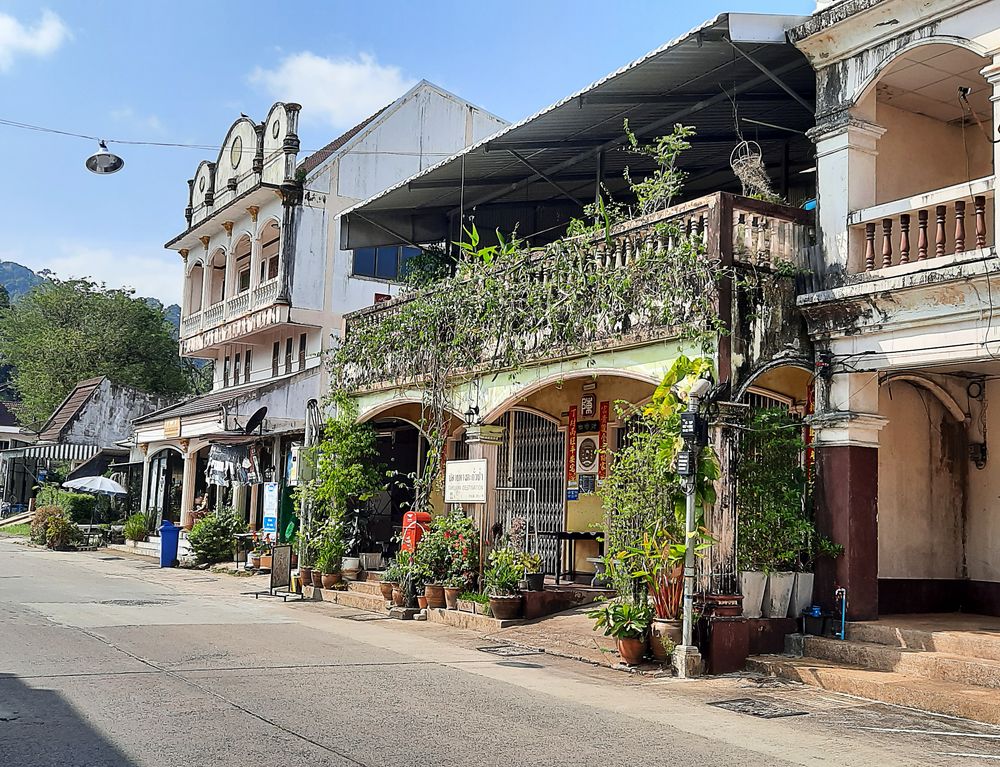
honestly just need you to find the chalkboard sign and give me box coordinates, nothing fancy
[270,545,292,592]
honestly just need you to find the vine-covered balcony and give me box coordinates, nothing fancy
[342,192,813,385]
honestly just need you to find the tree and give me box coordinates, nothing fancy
[0,278,196,422]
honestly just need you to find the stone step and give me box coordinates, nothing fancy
[305,585,388,612]
[805,636,1000,689]
[345,579,383,597]
[747,655,1000,726]
[847,620,1000,662]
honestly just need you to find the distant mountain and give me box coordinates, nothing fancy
[0,261,44,300]
[0,261,180,332]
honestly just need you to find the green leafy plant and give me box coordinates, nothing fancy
[587,599,653,640]
[45,512,81,550]
[187,507,245,565]
[35,487,98,525]
[382,557,406,584]
[520,552,543,574]
[122,513,148,543]
[30,506,64,545]
[484,545,524,597]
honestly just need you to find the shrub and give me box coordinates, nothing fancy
[123,513,148,542]
[45,512,81,550]
[30,506,64,545]
[36,487,98,524]
[484,545,524,596]
[187,507,245,565]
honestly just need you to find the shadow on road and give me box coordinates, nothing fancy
[0,673,135,766]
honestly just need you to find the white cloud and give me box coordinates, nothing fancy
[47,241,182,305]
[249,51,416,128]
[110,106,165,134]
[0,9,71,72]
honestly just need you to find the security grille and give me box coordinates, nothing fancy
[496,409,566,575]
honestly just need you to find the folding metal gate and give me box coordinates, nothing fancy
[495,409,566,575]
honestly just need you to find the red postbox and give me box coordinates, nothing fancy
[401,510,432,552]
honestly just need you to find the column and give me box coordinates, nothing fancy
[138,445,151,519]
[809,112,885,276]
[275,184,302,305]
[983,55,1000,243]
[179,443,198,530]
[248,207,263,293]
[199,236,212,313]
[462,425,505,563]
[809,372,886,620]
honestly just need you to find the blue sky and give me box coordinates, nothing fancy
[0,0,812,304]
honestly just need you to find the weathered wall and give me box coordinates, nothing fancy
[877,381,966,579]
[964,377,1000,583]
[64,380,175,449]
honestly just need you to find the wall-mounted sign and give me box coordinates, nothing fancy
[576,435,599,475]
[163,417,181,438]
[598,401,610,479]
[566,405,578,483]
[262,482,279,534]
[566,488,579,501]
[577,419,600,434]
[581,393,597,417]
[579,474,597,495]
[444,459,488,504]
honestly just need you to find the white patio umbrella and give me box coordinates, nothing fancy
[62,476,127,496]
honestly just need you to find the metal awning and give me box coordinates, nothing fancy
[341,12,814,250]
[0,443,104,463]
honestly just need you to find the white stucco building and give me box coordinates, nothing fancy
[133,82,505,530]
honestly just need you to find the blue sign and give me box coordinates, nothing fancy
[262,482,279,534]
[566,489,579,501]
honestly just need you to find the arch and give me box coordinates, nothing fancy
[213,116,258,193]
[732,357,813,403]
[880,373,968,423]
[148,445,184,459]
[482,367,660,425]
[186,263,205,314]
[356,397,463,439]
[853,36,990,107]
[258,218,281,283]
[232,234,252,294]
[207,247,227,306]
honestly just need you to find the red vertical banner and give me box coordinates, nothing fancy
[567,405,578,484]
[597,400,609,479]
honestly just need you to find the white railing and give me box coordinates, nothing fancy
[226,291,251,317]
[252,278,279,309]
[202,302,225,328]
[180,312,201,337]
[180,281,283,339]
[849,176,995,273]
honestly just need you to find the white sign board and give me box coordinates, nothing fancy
[262,482,280,535]
[444,459,488,504]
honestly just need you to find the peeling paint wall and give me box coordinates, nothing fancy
[65,380,174,450]
[877,380,966,579]
[964,378,1000,582]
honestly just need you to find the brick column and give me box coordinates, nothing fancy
[463,425,505,564]
[809,372,886,621]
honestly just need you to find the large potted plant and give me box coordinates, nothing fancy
[484,545,524,620]
[588,599,653,666]
[518,552,545,591]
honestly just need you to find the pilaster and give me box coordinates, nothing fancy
[982,56,1000,244]
[463,425,505,553]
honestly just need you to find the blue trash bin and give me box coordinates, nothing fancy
[159,520,180,568]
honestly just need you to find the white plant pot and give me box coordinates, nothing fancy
[788,572,815,618]
[740,571,767,618]
[763,571,796,618]
[341,556,361,571]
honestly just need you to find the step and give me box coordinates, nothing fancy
[848,620,1000,662]
[804,635,1000,689]
[305,585,388,612]
[748,654,1000,726]
[346,579,384,597]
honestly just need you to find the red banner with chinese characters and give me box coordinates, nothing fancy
[598,400,609,479]
[567,405,578,483]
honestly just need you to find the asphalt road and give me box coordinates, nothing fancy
[2,538,1000,767]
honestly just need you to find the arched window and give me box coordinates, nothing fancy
[259,220,280,283]
[208,248,227,305]
[233,235,251,294]
[187,263,204,314]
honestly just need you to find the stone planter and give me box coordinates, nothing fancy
[763,571,795,618]
[488,594,523,620]
[788,572,815,618]
[740,571,767,618]
[360,552,382,571]
[457,598,475,613]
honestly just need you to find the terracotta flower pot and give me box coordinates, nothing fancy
[424,583,446,609]
[321,572,342,588]
[417,595,429,609]
[443,586,460,610]
[617,635,647,666]
[311,570,324,588]
[251,556,262,570]
[392,587,405,607]
[650,618,682,662]
[380,581,396,601]
[299,566,313,590]
[488,594,523,620]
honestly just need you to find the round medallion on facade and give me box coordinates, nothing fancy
[272,119,280,139]
[198,175,206,192]
[230,136,243,169]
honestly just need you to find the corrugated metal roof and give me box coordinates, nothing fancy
[38,377,105,443]
[342,13,815,249]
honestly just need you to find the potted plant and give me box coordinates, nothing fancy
[443,576,464,610]
[588,599,653,666]
[484,545,524,620]
[518,552,545,592]
[316,544,343,588]
[381,558,404,602]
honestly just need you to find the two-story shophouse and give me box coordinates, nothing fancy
[338,13,819,585]
[790,0,1000,621]
[133,82,505,531]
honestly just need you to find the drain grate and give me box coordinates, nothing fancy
[477,645,543,657]
[99,599,168,607]
[708,698,808,719]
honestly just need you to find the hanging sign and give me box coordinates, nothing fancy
[262,482,279,534]
[598,400,610,479]
[566,405,578,484]
[444,459,488,504]
[576,435,599,475]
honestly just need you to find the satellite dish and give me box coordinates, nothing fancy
[85,140,125,175]
[244,406,267,435]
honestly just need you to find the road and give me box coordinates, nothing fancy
[2,538,999,766]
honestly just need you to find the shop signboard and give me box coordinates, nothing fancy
[444,459,488,504]
[262,482,279,534]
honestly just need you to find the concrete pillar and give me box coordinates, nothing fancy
[810,113,885,277]
[138,447,152,518]
[249,226,264,292]
[463,425,505,561]
[179,446,198,530]
[982,55,1000,240]
[809,372,886,620]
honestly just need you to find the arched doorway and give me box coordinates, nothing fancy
[146,448,184,528]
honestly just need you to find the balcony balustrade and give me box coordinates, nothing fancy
[180,277,283,339]
[849,177,995,274]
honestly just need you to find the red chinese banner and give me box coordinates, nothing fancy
[598,400,609,479]
[567,405,578,483]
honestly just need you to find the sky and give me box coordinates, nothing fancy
[0,0,813,305]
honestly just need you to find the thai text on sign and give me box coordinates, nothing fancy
[444,459,488,504]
